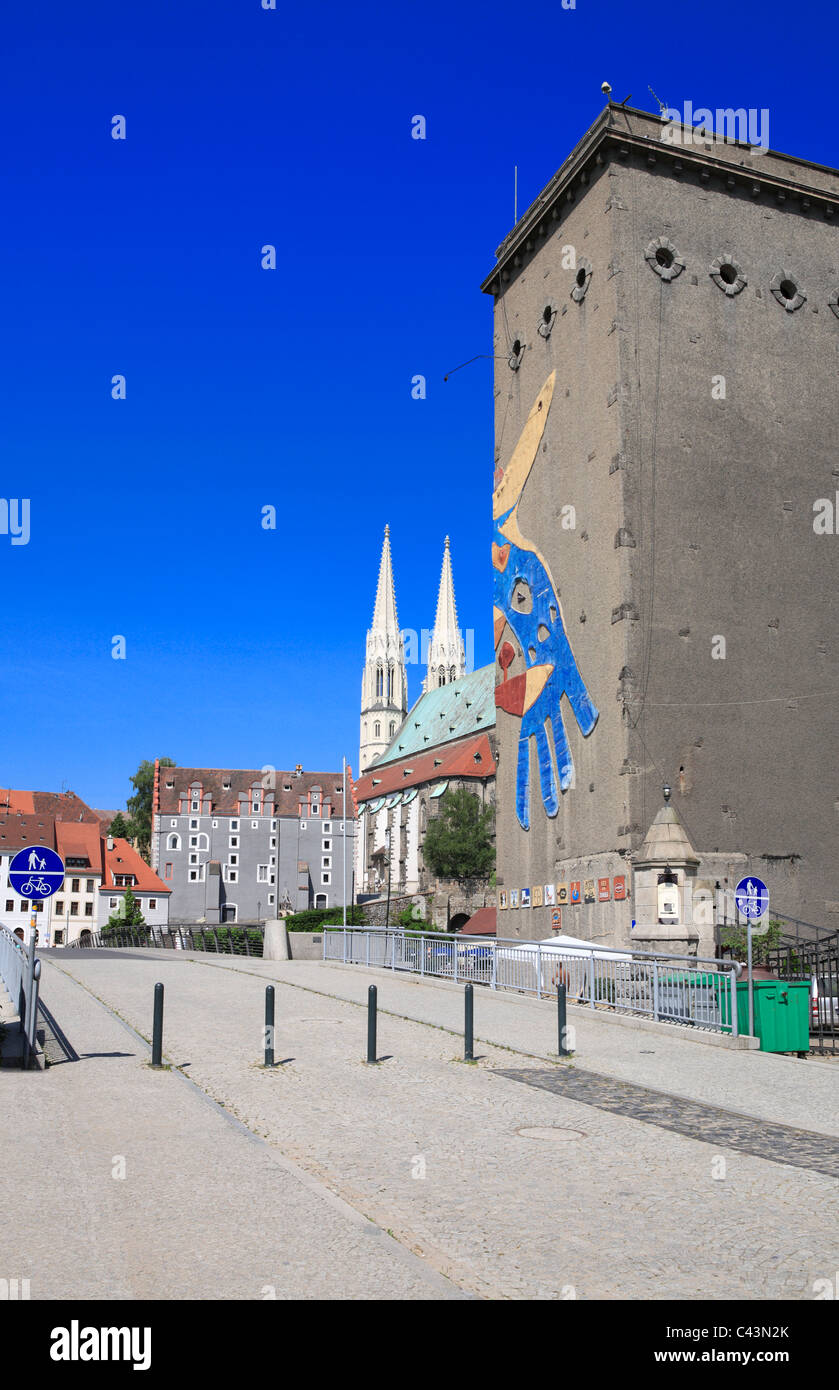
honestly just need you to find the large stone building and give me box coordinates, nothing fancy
[355,532,496,923]
[151,763,356,923]
[483,103,839,945]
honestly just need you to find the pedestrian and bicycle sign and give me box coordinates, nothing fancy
[735,875,769,920]
[9,847,65,900]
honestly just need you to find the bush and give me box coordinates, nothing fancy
[283,906,367,932]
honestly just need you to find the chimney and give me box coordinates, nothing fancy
[107,836,114,851]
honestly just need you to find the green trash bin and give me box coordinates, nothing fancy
[735,979,810,1052]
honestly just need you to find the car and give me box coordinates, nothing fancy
[810,976,839,1032]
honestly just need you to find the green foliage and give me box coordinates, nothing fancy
[719,919,783,966]
[422,788,495,882]
[107,811,131,840]
[105,886,146,931]
[191,927,264,955]
[125,757,176,860]
[283,905,367,932]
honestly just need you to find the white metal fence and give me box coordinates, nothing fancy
[324,928,741,1036]
[0,925,41,1066]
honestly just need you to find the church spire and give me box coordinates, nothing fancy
[359,525,408,773]
[424,536,466,692]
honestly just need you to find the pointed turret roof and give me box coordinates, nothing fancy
[425,537,465,689]
[370,524,400,639]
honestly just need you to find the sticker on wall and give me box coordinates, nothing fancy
[569,881,581,904]
[557,882,569,905]
[510,889,519,908]
[550,907,562,929]
[583,879,595,904]
[544,884,556,906]
[613,876,628,901]
[492,372,599,831]
[521,887,531,908]
[598,878,611,902]
[499,890,508,910]
[532,885,544,907]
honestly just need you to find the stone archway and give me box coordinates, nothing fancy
[449,912,470,934]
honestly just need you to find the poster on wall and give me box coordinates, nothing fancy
[544,884,556,906]
[613,876,628,900]
[598,878,611,902]
[583,879,595,903]
[557,882,569,905]
[499,890,508,910]
[550,907,562,930]
[521,887,531,908]
[510,889,519,908]
[532,885,544,907]
[569,881,581,904]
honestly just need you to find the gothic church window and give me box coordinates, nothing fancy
[376,665,384,697]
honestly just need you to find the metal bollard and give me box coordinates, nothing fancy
[264,985,275,1067]
[464,983,474,1061]
[366,984,378,1064]
[557,982,570,1056]
[151,983,164,1067]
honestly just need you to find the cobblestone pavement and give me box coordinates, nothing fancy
[494,1069,839,1179]
[28,952,839,1301]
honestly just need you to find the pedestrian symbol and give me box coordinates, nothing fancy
[735,876,769,920]
[9,846,65,900]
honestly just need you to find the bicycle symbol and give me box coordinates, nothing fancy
[19,877,53,895]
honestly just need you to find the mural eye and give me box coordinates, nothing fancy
[512,579,533,612]
[538,624,550,642]
[528,646,537,661]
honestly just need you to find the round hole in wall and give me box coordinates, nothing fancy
[542,305,553,324]
[779,279,797,300]
[719,262,737,285]
[575,266,586,287]
[655,246,674,269]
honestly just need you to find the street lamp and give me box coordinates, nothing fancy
[663,783,672,804]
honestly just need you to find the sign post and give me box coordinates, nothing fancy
[734,876,769,1039]
[9,847,66,947]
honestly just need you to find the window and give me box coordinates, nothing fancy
[300,821,306,830]
[257,865,269,882]
[149,899,157,910]
[191,800,199,812]
[70,903,78,915]
[189,869,201,882]
[54,900,63,914]
[212,819,218,828]
[375,664,383,697]
[84,903,93,917]
[190,853,199,865]
[321,872,331,885]
[86,879,94,893]
[389,722,395,736]
[322,822,332,834]
[315,893,328,909]
[229,854,238,866]
[168,833,181,851]
[190,818,199,830]
[251,820,259,829]
[170,819,177,828]
[71,879,80,893]
[229,836,239,849]
[270,819,277,831]
[231,819,239,831]
[322,839,331,851]
[268,894,275,905]
[190,836,198,848]
[19,901,28,911]
[270,837,276,848]
[164,863,173,880]
[374,721,381,738]
[225,867,238,883]
[322,856,331,869]
[110,898,118,909]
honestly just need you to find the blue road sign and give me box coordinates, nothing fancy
[735,875,769,920]
[9,846,65,900]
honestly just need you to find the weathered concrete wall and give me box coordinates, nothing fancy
[486,107,839,942]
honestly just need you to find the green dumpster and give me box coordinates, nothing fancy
[735,979,810,1052]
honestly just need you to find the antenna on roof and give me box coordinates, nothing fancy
[647,84,667,115]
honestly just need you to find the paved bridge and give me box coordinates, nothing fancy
[5,948,839,1300]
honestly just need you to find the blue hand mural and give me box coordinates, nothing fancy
[493,372,598,831]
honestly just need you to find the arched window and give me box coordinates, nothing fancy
[449,666,456,683]
[374,721,381,738]
[387,663,394,699]
[315,893,328,909]
[375,665,384,697]
[438,667,445,687]
[389,721,395,736]
[167,833,181,851]
[195,833,209,851]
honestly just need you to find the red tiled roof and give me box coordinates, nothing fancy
[55,821,102,868]
[101,838,170,895]
[462,907,496,936]
[156,768,357,818]
[0,813,56,851]
[0,789,99,822]
[354,733,495,801]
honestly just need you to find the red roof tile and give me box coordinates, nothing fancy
[101,838,170,894]
[354,733,495,801]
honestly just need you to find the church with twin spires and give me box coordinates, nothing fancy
[354,527,496,918]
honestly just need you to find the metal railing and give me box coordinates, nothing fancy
[80,924,265,957]
[0,926,41,1067]
[324,928,742,1036]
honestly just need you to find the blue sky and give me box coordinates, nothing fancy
[1,0,834,807]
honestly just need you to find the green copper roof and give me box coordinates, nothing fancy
[372,664,496,769]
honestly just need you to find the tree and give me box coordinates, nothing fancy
[107,811,131,840]
[125,757,175,861]
[719,919,783,967]
[423,788,495,881]
[107,887,146,931]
